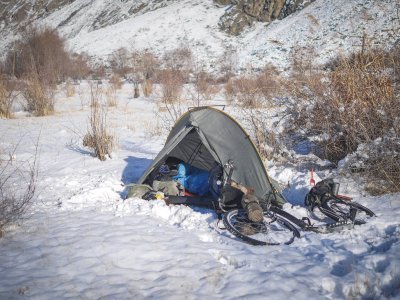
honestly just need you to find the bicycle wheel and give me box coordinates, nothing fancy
[321,197,375,225]
[223,209,300,246]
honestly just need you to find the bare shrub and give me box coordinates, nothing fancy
[163,47,193,76]
[236,104,285,161]
[189,71,220,106]
[69,53,91,80]
[157,69,185,103]
[157,99,186,131]
[91,66,106,80]
[142,119,163,138]
[22,75,54,116]
[83,85,115,161]
[287,46,400,193]
[224,65,282,108]
[0,142,38,236]
[156,70,186,131]
[142,79,153,97]
[0,78,18,118]
[361,138,400,195]
[224,79,235,104]
[1,27,91,116]
[109,74,123,90]
[3,27,71,84]
[133,82,140,98]
[218,45,237,82]
[105,86,117,107]
[110,47,132,77]
[131,50,159,81]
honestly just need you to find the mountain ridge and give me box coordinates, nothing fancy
[0,0,398,70]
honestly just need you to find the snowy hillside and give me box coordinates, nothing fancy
[0,0,398,69]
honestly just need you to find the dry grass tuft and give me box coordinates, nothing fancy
[142,79,153,97]
[0,79,16,118]
[105,86,117,107]
[84,85,115,161]
[22,76,54,116]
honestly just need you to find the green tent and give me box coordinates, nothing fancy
[138,107,285,207]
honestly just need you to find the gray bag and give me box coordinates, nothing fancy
[126,184,153,199]
[152,180,184,196]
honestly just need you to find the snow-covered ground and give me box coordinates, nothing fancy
[0,82,399,299]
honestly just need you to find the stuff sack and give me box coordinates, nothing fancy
[127,184,153,198]
[305,178,339,209]
[152,180,183,196]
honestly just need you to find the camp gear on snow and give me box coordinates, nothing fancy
[142,190,158,200]
[152,180,184,196]
[127,184,153,198]
[155,191,165,200]
[305,178,337,210]
[137,107,285,208]
[304,179,375,226]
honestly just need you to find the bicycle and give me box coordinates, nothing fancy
[219,161,300,246]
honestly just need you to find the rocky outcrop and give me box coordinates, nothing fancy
[217,0,314,35]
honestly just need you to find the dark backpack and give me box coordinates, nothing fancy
[305,178,339,210]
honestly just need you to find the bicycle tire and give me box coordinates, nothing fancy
[321,197,375,225]
[223,209,300,246]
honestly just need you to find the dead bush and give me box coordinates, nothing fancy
[111,47,131,76]
[157,69,185,103]
[109,74,123,90]
[163,47,193,75]
[364,140,400,195]
[287,46,400,193]
[189,71,220,106]
[142,119,163,138]
[22,75,54,116]
[3,27,71,83]
[237,107,285,161]
[0,79,18,118]
[218,45,237,82]
[131,50,160,81]
[68,53,91,80]
[156,67,186,131]
[84,85,115,161]
[0,142,38,236]
[133,82,140,98]
[224,65,282,108]
[142,79,153,97]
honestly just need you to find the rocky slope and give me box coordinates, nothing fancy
[217,0,314,35]
[0,0,398,70]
